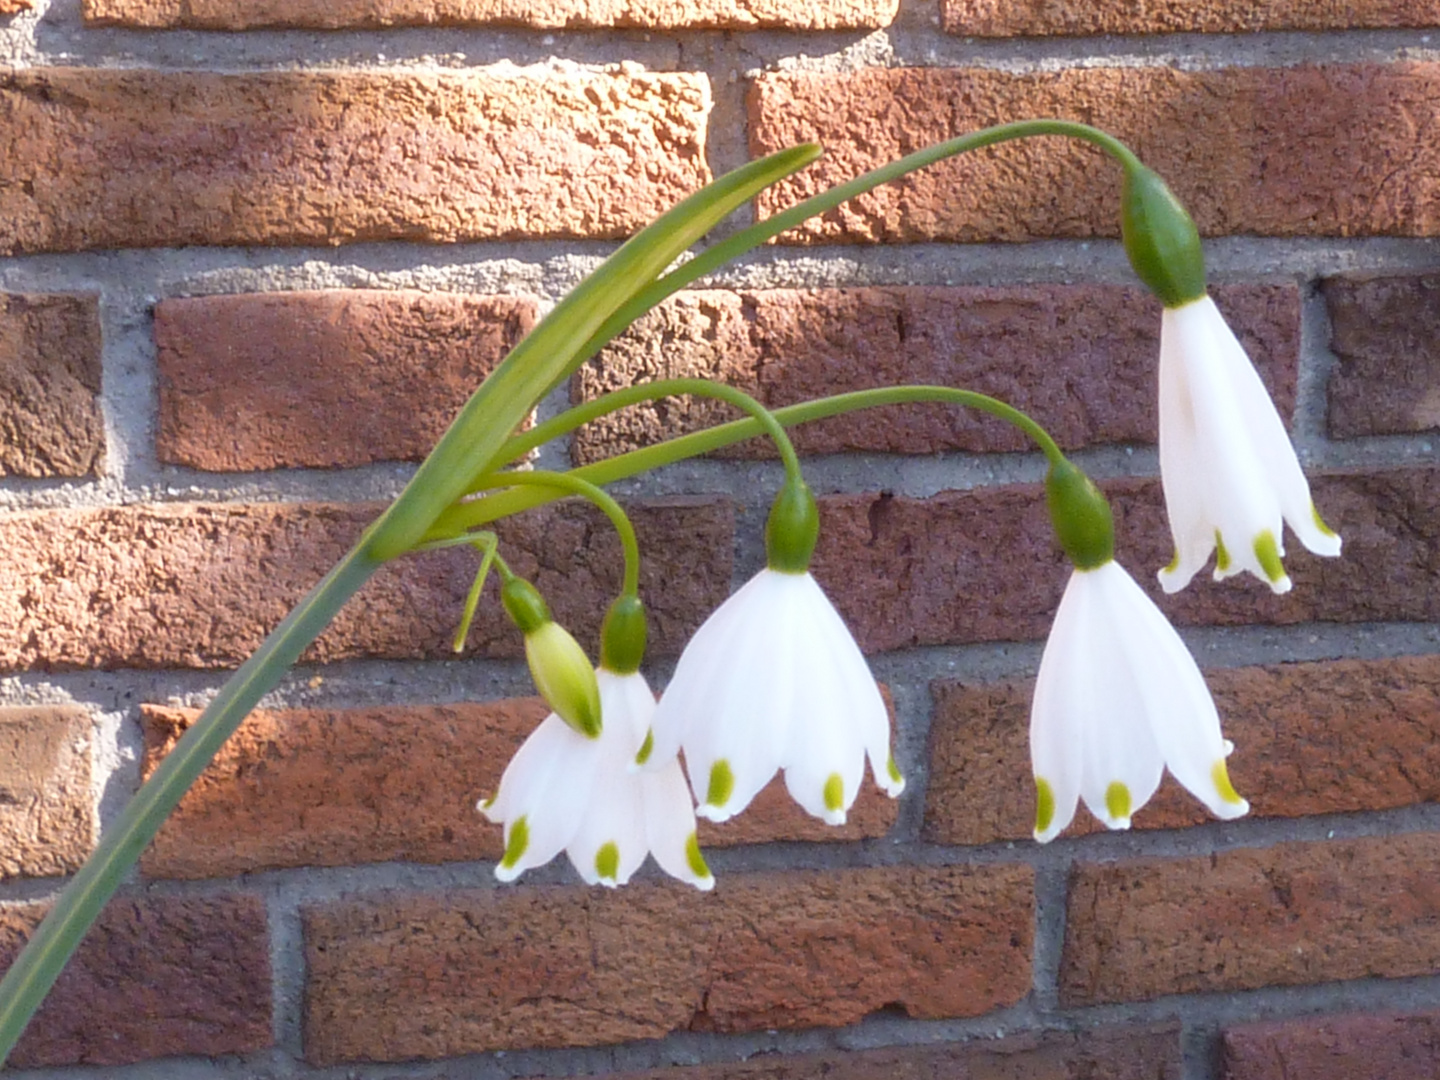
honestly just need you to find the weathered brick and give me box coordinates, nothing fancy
[573,284,1297,462]
[303,864,1033,1063]
[0,67,710,254]
[811,468,1440,654]
[615,1023,1182,1079]
[140,695,896,879]
[1061,833,1440,1006]
[0,1,32,13]
[0,292,103,477]
[926,656,1440,846]
[944,0,1440,36]
[1324,274,1440,438]
[0,498,731,672]
[0,894,270,1068]
[1224,1011,1440,1080]
[0,706,93,880]
[85,0,895,29]
[751,65,1440,243]
[156,290,539,471]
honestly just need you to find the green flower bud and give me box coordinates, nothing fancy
[600,594,648,675]
[1046,459,1114,570]
[1121,163,1207,308]
[525,620,602,738]
[765,478,819,574]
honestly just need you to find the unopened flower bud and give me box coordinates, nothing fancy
[503,577,602,737]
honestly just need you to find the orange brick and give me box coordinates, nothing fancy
[85,0,896,29]
[139,697,896,878]
[572,283,1298,462]
[0,293,103,477]
[302,864,1033,1063]
[926,656,1440,846]
[1062,834,1440,1005]
[0,498,732,671]
[945,0,1440,36]
[810,468,1440,654]
[751,65,1440,243]
[156,290,539,471]
[0,706,93,879]
[0,894,270,1068]
[0,67,710,254]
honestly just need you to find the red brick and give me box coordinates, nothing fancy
[0,894,270,1067]
[926,656,1440,846]
[302,864,1033,1063]
[139,695,896,879]
[1061,833,1440,1006]
[751,65,1440,243]
[156,290,539,471]
[945,0,1440,36]
[0,292,103,477]
[1224,1011,1440,1080]
[615,1024,1181,1079]
[810,468,1440,654]
[0,497,732,672]
[1324,274,1440,438]
[85,0,896,29]
[0,706,93,880]
[0,67,710,254]
[572,284,1297,462]
[0,0,32,13]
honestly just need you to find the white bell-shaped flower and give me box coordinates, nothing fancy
[1158,294,1341,595]
[645,568,905,826]
[480,669,713,889]
[1030,559,1249,843]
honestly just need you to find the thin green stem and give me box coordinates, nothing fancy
[473,470,642,597]
[0,546,380,1058]
[452,533,499,653]
[429,385,1065,540]
[559,121,1142,386]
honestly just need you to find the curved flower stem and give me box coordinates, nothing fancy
[557,120,1143,389]
[472,470,643,598]
[429,385,1067,540]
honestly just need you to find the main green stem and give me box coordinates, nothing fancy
[430,384,1066,540]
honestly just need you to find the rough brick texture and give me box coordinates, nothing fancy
[573,284,1297,462]
[140,696,897,879]
[812,468,1439,653]
[156,290,539,471]
[751,65,1440,243]
[615,1024,1182,1079]
[86,0,896,29]
[927,655,1440,846]
[1062,833,1440,1006]
[1224,1012,1440,1080]
[0,67,710,254]
[303,865,1033,1063]
[0,0,31,13]
[0,894,271,1068]
[0,498,730,671]
[944,0,1440,36]
[0,292,103,477]
[1324,274,1440,438]
[0,706,93,880]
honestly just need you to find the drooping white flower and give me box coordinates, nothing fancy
[1157,294,1341,595]
[645,568,905,826]
[1030,559,1249,843]
[480,669,713,889]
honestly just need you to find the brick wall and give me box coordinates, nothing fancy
[1,2,1438,1079]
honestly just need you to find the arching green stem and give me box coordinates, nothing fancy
[472,470,642,598]
[558,121,1144,390]
[430,385,1066,541]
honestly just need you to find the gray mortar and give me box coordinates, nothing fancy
[3,1,1440,1078]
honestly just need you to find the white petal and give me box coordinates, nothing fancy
[1157,310,1215,593]
[1071,566,1165,830]
[1100,569,1250,821]
[481,712,598,882]
[642,763,714,891]
[565,672,652,887]
[1029,570,1089,842]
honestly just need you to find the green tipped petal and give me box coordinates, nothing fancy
[594,841,620,883]
[1035,778,1056,836]
[501,815,530,870]
[634,729,654,766]
[1312,502,1339,540]
[1212,760,1245,806]
[1254,529,1286,586]
[685,832,711,881]
[1105,781,1132,823]
[823,773,845,814]
[1214,530,1231,573]
[705,760,735,809]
